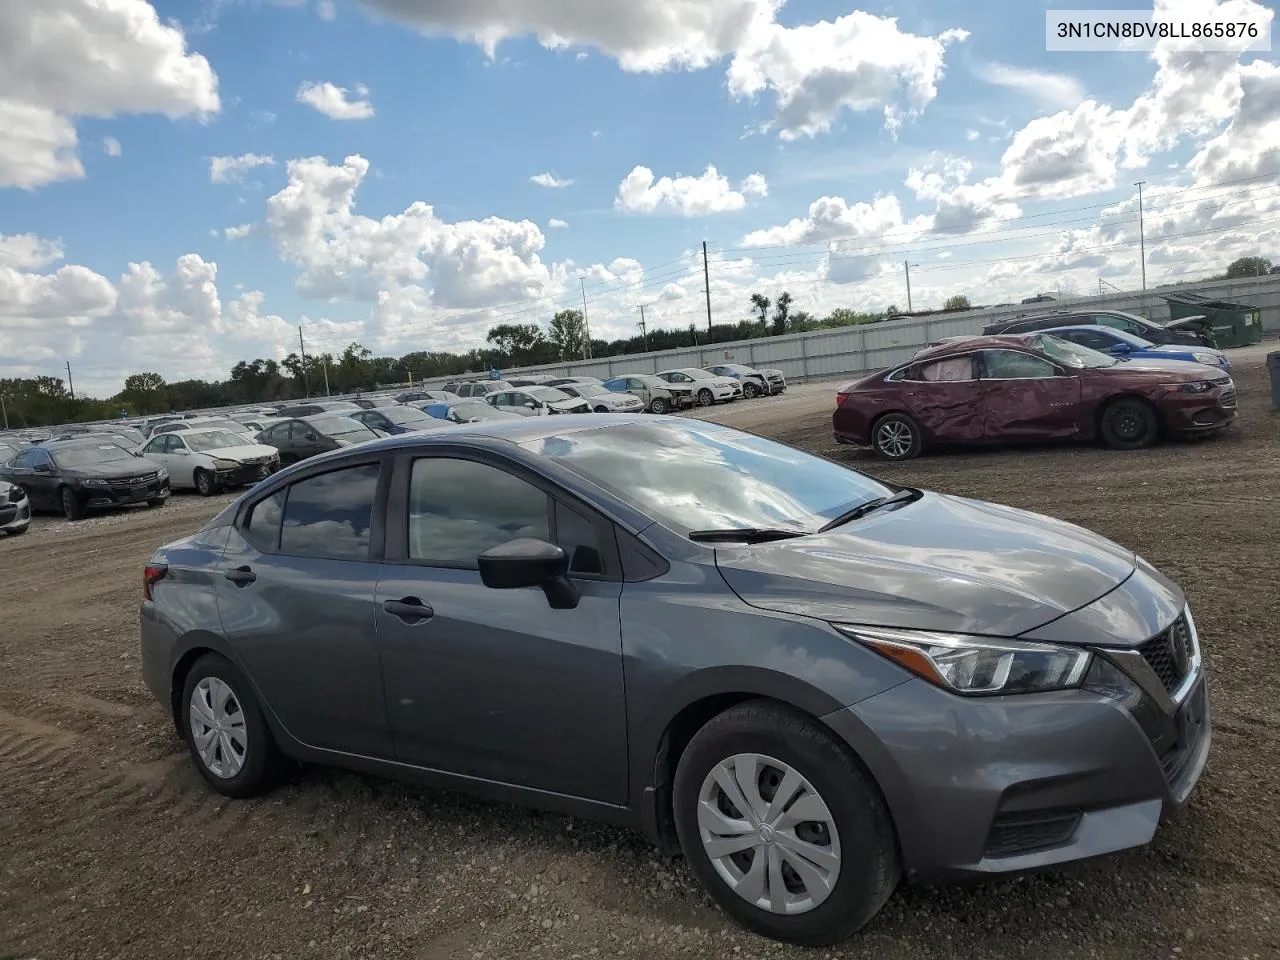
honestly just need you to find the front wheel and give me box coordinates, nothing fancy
[673,701,898,946]
[871,413,923,461]
[650,396,669,415]
[1100,398,1158,450]
[61,486,84,521]
[742,381,761,399]
[181,653,280,798]
[594,405,610,414]
[697,388,714,407]
[194,468,216,497]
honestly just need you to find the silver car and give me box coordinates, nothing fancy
[486,386,591,416]
[555,382,646,414]
[600,374,691,414]
[656,368,742,406]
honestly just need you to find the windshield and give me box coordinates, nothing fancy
[530,387,573,403]
[571,384,609,398]
[311,416,379,439]
[382,406,435,425]
[1030,334,1119,369]
[51,444,136,468]
[452,400,505,420]
[1098,328,1155,348]
[186,430,249,452]
[525,420,892,533]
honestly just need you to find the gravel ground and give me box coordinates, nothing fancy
[1,354,1278,960]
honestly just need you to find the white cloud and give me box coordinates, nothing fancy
[102,136,122,158]
[316,0,336,20]
[530,172,573,188]
[0,234,65,271]
[548,218,569,229]
[964,129,979,141]
[741,194,922,247]
[615,165,768,216]
[209,152,275,184]
[225,223,255,240]
[0,0,219,189]
[296,81,375,120]
[358,1,963,139]
[973,62,1085,111]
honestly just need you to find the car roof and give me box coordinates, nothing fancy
[360,412,659,449]
[43,436,134,450]
[182,426,250,436]
[908,334,1035,361]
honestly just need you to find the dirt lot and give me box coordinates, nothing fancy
[2,354,1278,960]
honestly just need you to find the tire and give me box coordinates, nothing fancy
[594,405,610,414]
[742,381,761,399]
[650,396,669,415]
[180,653,280,799]
[60,486,84,521]
[673,701,899,946]
[194,468,216,497]
[871,413,923,461]
[697,388,714,407]
[1100,398,1159,450]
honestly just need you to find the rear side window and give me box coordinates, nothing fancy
[278,463,381,561]
[243,489,285,551]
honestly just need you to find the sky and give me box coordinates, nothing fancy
[2,0,1279,395]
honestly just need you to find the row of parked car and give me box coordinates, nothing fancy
[0,362,790,529]
[834,310,1238,460]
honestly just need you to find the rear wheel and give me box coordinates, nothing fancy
[181,653,280,798]
[673,701,898,946]
[1100,398,1158,450]
[871,413,923,461]
[61,486,84,521]
[742,381,761,399]
[650,396,670,415]
[697,388,715,407]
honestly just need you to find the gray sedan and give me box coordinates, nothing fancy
[139,416,1209,945]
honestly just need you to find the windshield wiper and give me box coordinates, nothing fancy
[818,487,921,533]
[687,527,808,544]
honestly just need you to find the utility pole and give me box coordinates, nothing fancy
[579,278,593,360]
[65,361,76,400]
[638,304,649,352]
[1,393,8,430]
[322,358,331,396]
[702,241,713,338]
[904,261,915,313]
[297,325,311,398]
[1135,181,1147,292]
[1099,278,1104,297]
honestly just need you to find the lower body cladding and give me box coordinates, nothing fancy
[80,478,170,509]
[822,668,1210,882]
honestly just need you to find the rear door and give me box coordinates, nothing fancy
[978,349,1083,440]
[895,354,984,442]
[215,458,392,758]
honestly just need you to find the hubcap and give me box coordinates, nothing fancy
[189,677,247,779]
[877,421,913,457]
[1114,411,1141,439]
[697,753,841,915]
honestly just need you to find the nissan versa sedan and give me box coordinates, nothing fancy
[140,416,1210,946]
[835,333,1236,460]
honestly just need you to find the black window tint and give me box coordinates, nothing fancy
[408,458,550,566]
[244,489,285,551]
[555,501,606,576]
[279,463,381,561]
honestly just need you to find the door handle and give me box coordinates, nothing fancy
[383,597,433,623]
[224,566,256,586]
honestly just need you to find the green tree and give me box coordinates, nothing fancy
[885,304,900,316]
[821,307,873,328]
[943,294,971,311]
[121,372,168,414]
[549,309,588,360]
[487,323,550,365]
[1225,256,1272,278]
[771,291,793,335]
[750,292,771,324]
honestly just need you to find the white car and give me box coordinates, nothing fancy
[152,416,257,444]
[139,426,280,496]
[555,382,647,413]
[655,368,742,406]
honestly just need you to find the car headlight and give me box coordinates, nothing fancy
[80,478,108,486]
[834,625,1091,695]
[156,468,169,480]
[1192,353,1221,365]
[1163,380,1213,393]
[211,458,240,470]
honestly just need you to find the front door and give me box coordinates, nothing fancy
[214,459,393,758]
[374,453,628,804]
[8,448,58,509]
[897,354,984,442]
[979,349,1083,440]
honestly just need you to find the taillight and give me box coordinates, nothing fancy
[143,563,168,601]
[836,392,851,407]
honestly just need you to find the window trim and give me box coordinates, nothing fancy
[383,448,622,583]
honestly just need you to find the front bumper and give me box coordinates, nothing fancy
[0,497,31,532]
[79,477,170,509]
[215,459,278,488]
[824,668,1211,883]
[1161,384,1237,434]
[764,374,787,394]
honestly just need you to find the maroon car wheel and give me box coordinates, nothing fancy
[1100,398,1158,450]
[871,414,923,461]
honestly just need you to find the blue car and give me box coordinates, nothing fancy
[1042,326,1231,372]
[422,399,519,423]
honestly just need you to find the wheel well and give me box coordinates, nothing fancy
[169,646,215,729]
[1096,393,1163,434]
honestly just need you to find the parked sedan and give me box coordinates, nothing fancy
[555,382,646,413]
[350,396,402,410]
[834,333,1236,460]
[544,376,602,388]
[656,368,742,406]
[141,427,280,496]
[0,437,169,520]
[453,380,515,399]
[153,416,255,443]
[486,386,591,416]
[421,399,522,424]
[275,400,361,418]
[349,405,452,435]
[255,414,381,465]
[140,415,1210,946]
[397,389,457,404]
[703,363,780,398]
[984,309,1216,348]
[600,374,688,414]
[1040,325,1232,373]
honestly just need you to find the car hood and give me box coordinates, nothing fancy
[1149,344,1223,359]
[599,393,643,406]
[549,398,589,412]
[1162,314,1212,331]
[1101,357,1228,378]
[200,443,279,461]
[65,457,165,480]
[713,492,1136,638]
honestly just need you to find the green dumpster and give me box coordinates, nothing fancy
[1162,292,1263,348]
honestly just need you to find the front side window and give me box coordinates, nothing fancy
[143,437,167,454]
[243,489,285,551]
[982,350,1056,380]
[408,458,549,566]
[278,463,381,561]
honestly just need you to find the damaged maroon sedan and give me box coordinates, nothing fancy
[834,333,1236,461]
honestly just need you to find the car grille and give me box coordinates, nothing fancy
[1138,614,1193,695]
[119,472,158,485]
[1218,386,1237,408]
[984,810,1081,858]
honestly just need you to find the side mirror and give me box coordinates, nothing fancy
[1109,343,1132,354]
[478,538,580,609]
